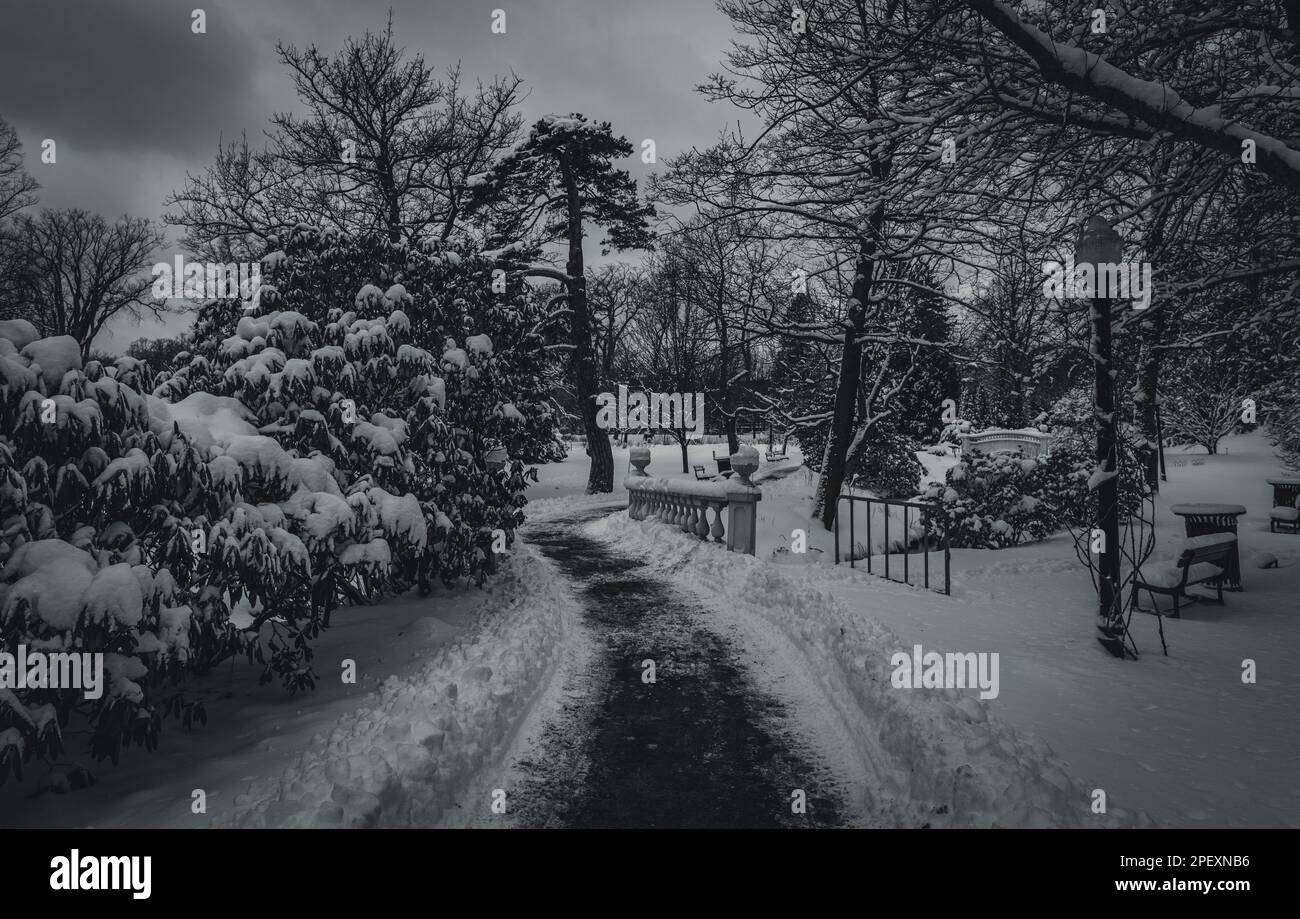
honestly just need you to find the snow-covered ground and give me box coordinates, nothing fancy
[0,544,581,828]
[562,433,1300,827]
[7,434,1293,828]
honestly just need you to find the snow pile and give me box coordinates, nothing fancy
[586,512,1141,828]
[216,545,580,827]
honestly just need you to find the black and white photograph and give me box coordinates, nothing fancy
[0,0,1294,895]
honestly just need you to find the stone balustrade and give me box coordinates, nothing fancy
[959,428,1052,458]
[624,451,761,554]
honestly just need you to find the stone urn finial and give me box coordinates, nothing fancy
[731,445,759,485]
[629,446,651,476]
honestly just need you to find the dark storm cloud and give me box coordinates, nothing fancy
[0,0,742,349]
[0,0,269,159]
[0,0,737,207]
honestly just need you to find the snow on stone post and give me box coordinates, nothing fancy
[1076,215,1125,656]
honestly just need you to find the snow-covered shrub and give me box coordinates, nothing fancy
[157,296,533,593]
[925,450,1055,548]
[926,435,1149,549]
[848,428,925,499]
[1,321,228,778]
[937,418,973,452]
[1033,389,1151,529]
[1,262,542,781]
[243,224,565,463]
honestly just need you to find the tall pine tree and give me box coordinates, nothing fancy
[468,115,654,493]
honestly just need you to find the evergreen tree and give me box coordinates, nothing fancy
[467,115,654,493]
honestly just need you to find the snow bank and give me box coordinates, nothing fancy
[215,545,580,827]
[585,512,1141,828]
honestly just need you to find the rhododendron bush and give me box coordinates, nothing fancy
[0,239,541,782]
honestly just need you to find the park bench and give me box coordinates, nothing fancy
[1270,499,1300,533]
[1267,479,1300,533]
[1131,533,1237,618]
[693,465,711,481]
[712,450,732,476]
[765,444,788,462]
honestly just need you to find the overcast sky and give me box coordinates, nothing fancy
[0,0,741,349]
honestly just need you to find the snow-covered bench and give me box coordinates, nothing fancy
[1269,496,1300,533]
[1131,533,1237,618]
[764,444,788,462]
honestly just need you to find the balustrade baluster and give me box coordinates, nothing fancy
[622,474,758,555]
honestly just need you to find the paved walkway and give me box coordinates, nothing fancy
[508,507,843,828]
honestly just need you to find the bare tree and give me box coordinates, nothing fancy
[166,20,523,258]
[588,262,649,384]
[0,117,40,317]
[624,247,714,472]
[7,209,163,356]
[1164,350,1253,454]
[663,215,786,454]
[0,118,37,223]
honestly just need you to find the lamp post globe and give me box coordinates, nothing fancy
[1075,215,1122,298]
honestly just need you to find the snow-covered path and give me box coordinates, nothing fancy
[504,508,846,828]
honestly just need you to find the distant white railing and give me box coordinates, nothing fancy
[959,428,1052,458]
[624,447,761,554]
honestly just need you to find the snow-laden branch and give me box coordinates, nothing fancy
[966,0,1300,191]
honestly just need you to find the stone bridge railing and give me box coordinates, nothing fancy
[624,447,761,555]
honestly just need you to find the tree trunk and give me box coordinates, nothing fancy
[1137,208,1168,491]
[812,208,884,530]
[719,308,740,455]
[1138,333,1163,490]
[1093,294,1124,650]
[560,157,613,493]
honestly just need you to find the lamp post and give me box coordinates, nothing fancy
[1075,216,1127,657]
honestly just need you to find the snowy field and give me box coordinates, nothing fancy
[558,434,1300,827]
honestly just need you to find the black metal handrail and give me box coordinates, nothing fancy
[833,494,951,595]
